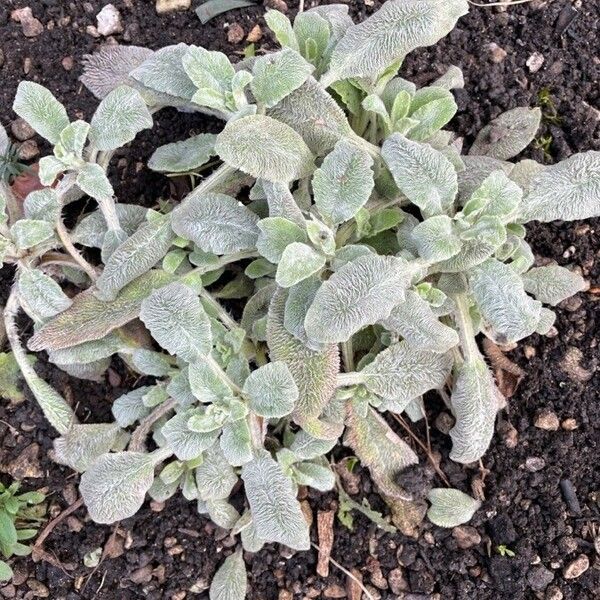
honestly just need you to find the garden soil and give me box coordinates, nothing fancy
[0,1,598,599]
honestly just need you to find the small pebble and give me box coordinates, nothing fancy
[561,418,578,431]
[534,409,560,431]
[18,140,39,160]
[26,580,49,598]
[452,525,481,549]
[96,4,123,37]
[86,25,100,38]
[545,586,563,600]
[488,42,507,63]
[563,554,589,579]
[247,24,262,43]
[523,345,536,359]
[156,0,192,14]
[227,23,245,44]
[11,7,44,38]
[435,412,454,434]
[11,118,35,141]
[0,48,5,69]
[23,57,32,75]
[526,564,554,591]
[264,0,289,12]
[323,584,346,598]
[61,56,74,71]
[525,457,546,472]
[526,52,545,73]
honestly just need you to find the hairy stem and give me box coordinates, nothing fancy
[341,340,354,372]
[129,397,178,452]
[453,294,480,362]
[337,372,366,387]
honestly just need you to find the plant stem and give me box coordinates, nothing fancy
[341,340,354,372]
[336,372,365,387]
[129,398,178,452]
[452,294,480,362]
[198,288,238,331]
[55,216,97,282]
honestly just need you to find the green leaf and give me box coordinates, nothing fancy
[112,387,152,427]
[47,332,123,366]
[80,452,157,524]
[409,96,457,142]
[188,361,231,404]
[162,410,219,461]
[54,423,123,472]
[382,290,459,353]
[304,255,413,343]
[267,289,340,432]
[256,217,306,264]
[23,189,60,222]
[469,107,541,160]
[427,488,480,528]
[262,180,305,226]
[283,276,321,343]
[519,151,600,222]
[216,115,314,182]
[265,10,299,52]
[361,340,452,408]
[220,420,253,466]
[172,192,259,254]
[243,362,298,418]
[251,49,313,108]
[313,140,374,225]
[96,214,175,300]
[209,550,247,600]
[196,0,255,24]
[289,430,336,461]
[268,77,353,156]
[195,444,238,501]
[322,0,469,86]
[382,133,457,217]
[449,358,502,464]
[344,406,418,499]
[58,120,89,157]
[89,86,152,151]
[470,259,542,343]
[140,282,212,362]
[13,82,70,144]
[0,560,13,582]
[76,163,114,202]
[522,265,586,306]
[10,219,54,250]
[18,268,72,320]
[73,204,148,248]
[241,449,310,550]
[0,352,27,403]
[276,242,326,288]
[293,12,330,64]
[462,170,522,223]
[411,215,462,262]
[292,461,335,491]
[130,44,196,101]
[29,270,173,351]
[148,134,217,173]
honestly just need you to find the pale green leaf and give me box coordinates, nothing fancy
[265,10,299,51]
[96,214,175,300]
[220,420,253,467]
[383,133,457,217]
[58,120,90,157]
[462,170,522,223]
[23,189,60,222]
[427,488,480,527]
[18,268,72,320]
[76,163,114,201]
[381,290,459,353]
[519,151,600,222]
[522,265,586,306]
[73,204,148,248]
[216,115,314,182]
[411,215,462,262]
[361,340,452,407]
[89,86,152,151]
[283,276,321,343]
[322,0,469,86]
[276,242,325,288]
[172,192,259,254]
[293,12,330,64]
[195,444,238,501]
[289,430,336,461]
[241,449,310,550]
[448,358,502,464]
[148,134,217,173]
[29,270,173,351]
[112,387,152,427]
[162,410,219,461]
[48,333,124,366]
[13,82,70,144]
[131,349,172,377]
[188,361,231,404]
[80,452,157,524]
[470,259,542,343]
[313,140,374,225]
[243,362,298,418]
[251,49,313,108]
[256,217,307,264]
[469,107,541,160]
[209,550,247,600]
[140,282,212,362]
[344,406,418,499]
[54,423,123,472]
[304,255,413,343]
[10,219,54,250]
[292,461,335,491]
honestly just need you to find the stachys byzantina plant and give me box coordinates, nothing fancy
[1,0,597,593]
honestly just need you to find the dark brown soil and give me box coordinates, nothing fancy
[1,1,599,599]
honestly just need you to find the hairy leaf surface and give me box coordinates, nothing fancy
[216,115,314,182]
[427,488,480,527]
[18,268,72,320]
[241,449,310,550]
[243,362,298,418]
[209,550,247,600]
[149,133,216,173]
[276,243,326,288]
[305,255,413,343]
[522,265,586,306]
